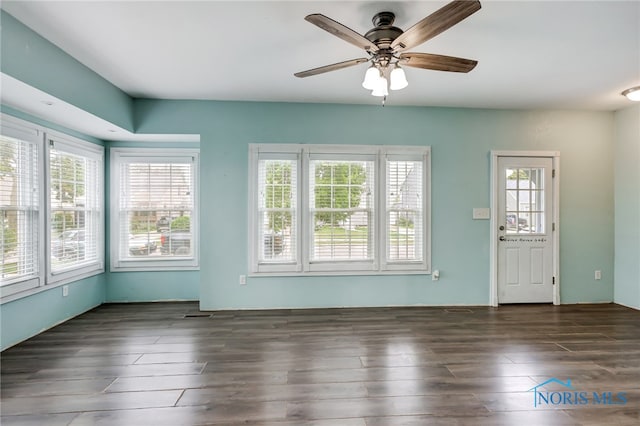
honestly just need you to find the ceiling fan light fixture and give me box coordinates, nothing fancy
[362,65,382,90]
[622,86,640,101]
[295,1,482,102]
[390,65,408,91]
[371,76,389,97]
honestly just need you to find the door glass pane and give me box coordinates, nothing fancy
[518,169,531,189]
[529,213,544,233]
[531,169,544,189]
[505,167,545,234]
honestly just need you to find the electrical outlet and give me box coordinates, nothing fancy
[239,275,246,285]
[432,270,440,281]
[595,270,602,280]
[62,285,69,297]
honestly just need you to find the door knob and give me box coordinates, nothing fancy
[499,236,506,241]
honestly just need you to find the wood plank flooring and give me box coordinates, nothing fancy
[1,302,640,425]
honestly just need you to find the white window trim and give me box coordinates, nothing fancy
[109,147,200,272]
[380,149,431,272]
[248,149,301,274]
[0,115,45,299]
[248,143,431,276]
[46,130,105,285]
[1,114,105,303]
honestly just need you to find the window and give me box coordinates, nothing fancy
[505,167,546,234]
[110,148,199,271]
[0,121,42,297]
[1,114,105,301]
[308,154,376,273]
[249,144,430,275]
[47,133,104,283]
[257,155,298,270]
[385,157,425,270]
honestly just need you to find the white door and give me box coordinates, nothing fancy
[497,157,554,303]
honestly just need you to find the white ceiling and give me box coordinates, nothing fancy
[2,0,640,111]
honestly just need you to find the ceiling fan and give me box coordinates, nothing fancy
[294,0,481,99]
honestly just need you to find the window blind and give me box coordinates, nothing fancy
[309,159,375,261]
[257,158,297,263]
[49,139,102,274]
[0,135,39,284]
[119,160,195,260]
[386,159,423,262]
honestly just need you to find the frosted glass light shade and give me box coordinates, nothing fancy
[371,76,389,97]
[390,66,408,90]
[622,86,640,101]
[362,66,381,90]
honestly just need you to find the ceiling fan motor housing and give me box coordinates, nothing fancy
[365,12,403,50]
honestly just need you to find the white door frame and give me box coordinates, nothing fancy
[490,151,561,306]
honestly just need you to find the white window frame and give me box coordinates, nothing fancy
[110,148,200,271]
[380,150,431,272]
[0,115,45,299]
[248,144,431,276]
[46,131,104,285]
[249,148,301,274]
[305,150,378,273]
[1,114,105,303]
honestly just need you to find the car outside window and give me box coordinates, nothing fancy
[109,148,199,271]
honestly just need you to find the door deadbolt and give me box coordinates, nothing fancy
[499,225,505,231]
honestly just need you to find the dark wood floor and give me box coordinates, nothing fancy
[1,302,640,425]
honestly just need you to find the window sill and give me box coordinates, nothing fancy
[110,265,200,272]
[48,263,104,285]
[249,269,431,278]
[110,258,200,272]
[1,268,103,305]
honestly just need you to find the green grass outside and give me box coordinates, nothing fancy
[313,226,414,245]
[2,262,18,275]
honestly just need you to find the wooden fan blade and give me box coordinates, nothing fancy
[294,58,369,78]
[400,52,477,73]
[391,0,481,51]
[305,14,379,53]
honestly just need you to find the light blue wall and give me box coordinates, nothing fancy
[614,105,640,309]
[1,10,134,131]
[0,275,105,350]
[134,100,615,309]
[105,271,198,302]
